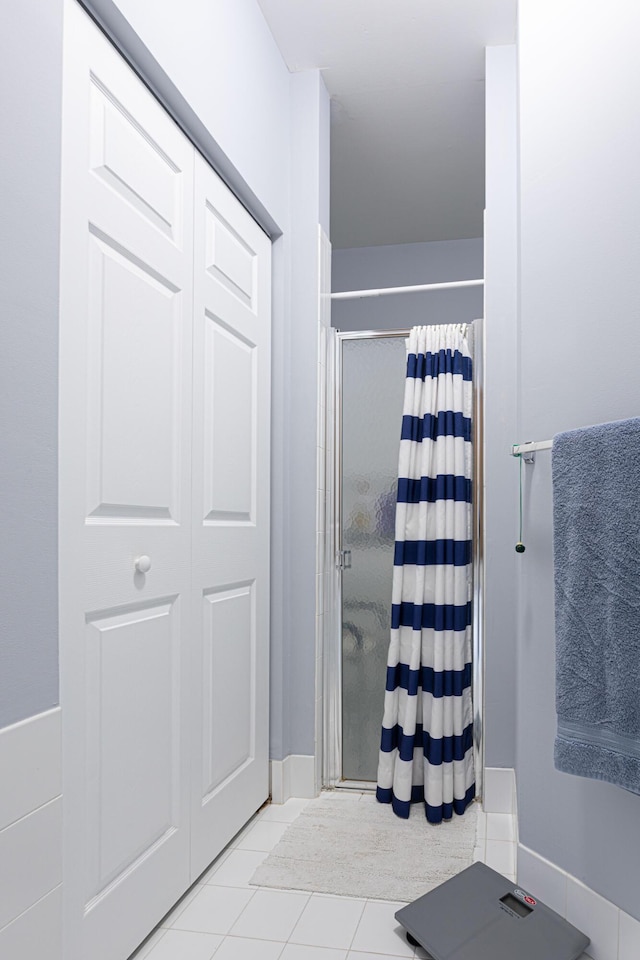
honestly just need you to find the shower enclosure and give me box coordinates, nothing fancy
[339,334,407,782]
[323,326,484,793]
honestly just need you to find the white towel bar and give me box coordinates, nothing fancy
[512,439,553,462]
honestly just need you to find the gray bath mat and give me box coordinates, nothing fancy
[250,794,478,902]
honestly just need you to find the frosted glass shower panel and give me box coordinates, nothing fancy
[341,336,407,782]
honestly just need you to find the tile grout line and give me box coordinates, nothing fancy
[345,897,383,957]
[340,893,368,956]
[205,932,224,959]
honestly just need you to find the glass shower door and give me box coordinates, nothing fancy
[340,335,407,782]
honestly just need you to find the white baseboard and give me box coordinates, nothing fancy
[270,755,317,803]
[0,885,62,958]
[0,707,61,829]
[0,797,62,929]
[517,842,640,960]
[483,766,517,815]
[0,708,62,958]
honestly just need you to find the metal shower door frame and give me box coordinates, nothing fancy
[322,325,485,800]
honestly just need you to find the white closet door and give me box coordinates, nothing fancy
[59,3,194,958]
[190,154,271,878]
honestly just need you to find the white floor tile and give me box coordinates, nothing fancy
[160,883,207,927]
[566,876,618,960]
[484,839,516,876]
[128,927,168,959]
[230,889,310,941]
[358,794,377,803]
[485,812,516,842]
[229,813,264,848]
[281,945,348,960]
[205,849,267,888]
[123,790,640,960]
[170,885,255,935]
[290,894,366,950]
[144,929,223,960]
[414,947,433,960]
[472,838,485,863]
[474,810,487,838]
[260,799,311,823]
[349,901,414,958]
[236,820,291,852]
[347,953,413,960]
[214,936,285,959]
[619,909,640,960]
[197,848,233,884]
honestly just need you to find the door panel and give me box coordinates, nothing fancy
[84,598,180,903]
[190,154,271,880]
[202,317,256,523]
[60,4,193,958]
[205,203,257,307]
[89,78,182,240]
[202,584,255,795]
[340,337,407,782]
[86,233,184,520]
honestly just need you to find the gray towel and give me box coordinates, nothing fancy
[553,417,640,794]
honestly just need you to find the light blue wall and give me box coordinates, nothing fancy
[98,0,291,229]
[0,0,329,760]
[483,45,518,769]
[332,239,483,332]
[517,0,640,920]
[0,0,63,727]
[283,71,331,757]
[270,70,331,760]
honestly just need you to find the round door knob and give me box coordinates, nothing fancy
[134,555,152,574]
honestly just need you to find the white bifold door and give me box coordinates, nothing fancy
[59,3,271,959]
[189,155,271,879]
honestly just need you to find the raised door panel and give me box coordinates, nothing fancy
[89,78,181,241]
[202,316,256,525]
[205,203,257,310]
[201,584,255,798]
[86,233,183,522]
[84,598,181,904]
[190,153,271,879]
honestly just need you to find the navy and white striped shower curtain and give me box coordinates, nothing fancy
[376,324,475,823]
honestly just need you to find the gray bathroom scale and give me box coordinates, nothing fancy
[395,862,589,960]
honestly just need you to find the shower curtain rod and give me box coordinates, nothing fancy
[330,278,484,300]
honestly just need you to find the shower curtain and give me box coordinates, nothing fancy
[376,324,475,823]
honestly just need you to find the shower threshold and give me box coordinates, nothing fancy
[333,780,376,793]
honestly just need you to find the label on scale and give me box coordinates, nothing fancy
[515,888,537,906]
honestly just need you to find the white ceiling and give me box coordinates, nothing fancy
[257,0,517,249]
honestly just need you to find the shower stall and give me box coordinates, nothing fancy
[322,325,484,795]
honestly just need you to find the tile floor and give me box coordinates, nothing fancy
[129,794,591,960]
